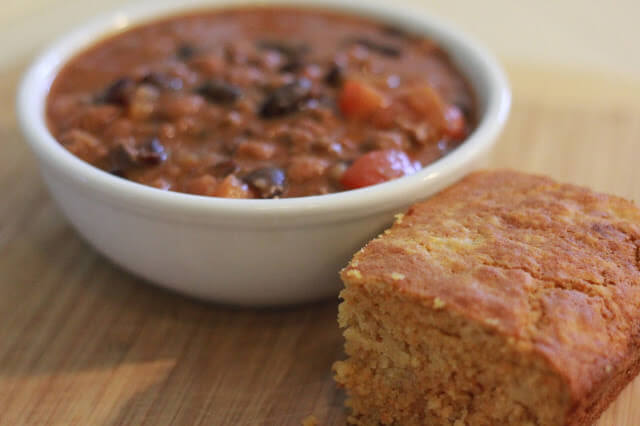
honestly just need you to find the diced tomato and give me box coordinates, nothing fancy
[403,85,468,140]
[404,84,446,130]
[339,79,387,121]
[340,149,420,190]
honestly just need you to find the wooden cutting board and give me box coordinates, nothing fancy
[1,60,639,425]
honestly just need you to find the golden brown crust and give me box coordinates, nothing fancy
[341,169,640,422]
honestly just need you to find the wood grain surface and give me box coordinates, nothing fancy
[1,58,640,425]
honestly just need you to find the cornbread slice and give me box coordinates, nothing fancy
[334,170,640,426]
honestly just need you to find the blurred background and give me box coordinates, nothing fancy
[3,0,638,112]
[2,0,638,75]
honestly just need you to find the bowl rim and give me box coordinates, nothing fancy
[16,0,511,223]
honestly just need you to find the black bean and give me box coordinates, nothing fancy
[95,77,135,105]
[259,40,310,75]
[139,72,183,90]
[176,44,196,60]
[196,80,242,104]
[108,138,166,174]
[325,63,343,87]
[348,37,402,57]
[243,167,287,199]
[379,24,409,38]
[211,159,238,178]
[107,142,138,175]
[137,138,167,166]
[279,59,303,73]
[259,78,312,119]
[257,40,310,58]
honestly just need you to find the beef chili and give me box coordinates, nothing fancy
[47,7,475,198]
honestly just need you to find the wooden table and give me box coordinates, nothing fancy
[2,49,640,426]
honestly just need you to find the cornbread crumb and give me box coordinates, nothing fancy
[390,272,405,281]
[432,297,446,309]
[335,170,640,426]
[301,414,319,426]
[346,269,362,280]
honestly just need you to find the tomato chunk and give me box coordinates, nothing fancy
[340,149,420,190]
[339,79,387,121]
[404,84,446,130]
[403,85,468,140]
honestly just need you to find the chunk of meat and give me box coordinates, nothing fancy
[185,174,218,196]
[236,141,276,160]
[59,129,108,163]
[287,156,329,183]
[215,175,253,198]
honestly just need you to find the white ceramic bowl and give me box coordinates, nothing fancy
[17,0,510,306]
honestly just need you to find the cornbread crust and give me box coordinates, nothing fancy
[334,170,640,425]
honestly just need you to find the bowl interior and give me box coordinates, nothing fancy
[17,0,511,224]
